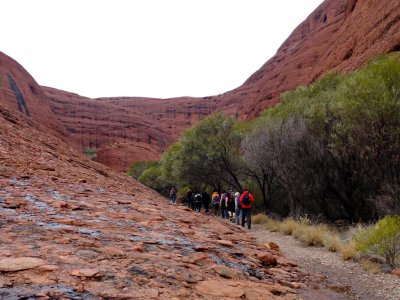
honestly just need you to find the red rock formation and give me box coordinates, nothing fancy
[0,52,72,143]
[44,87,215,171]
[217,0,400,119]
[43,0,400,171]
[3,0,400,172]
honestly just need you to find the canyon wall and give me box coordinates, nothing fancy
[215,0,400,119]
[44,87,215,171]
[1,0,400,172]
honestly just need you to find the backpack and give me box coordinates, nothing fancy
[213,195,220,205]
[242,193,251,205]
[195,193,202,203]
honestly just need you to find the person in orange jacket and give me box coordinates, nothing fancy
[239,189,255,229]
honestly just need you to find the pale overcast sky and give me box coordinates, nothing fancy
[2,0,323,99]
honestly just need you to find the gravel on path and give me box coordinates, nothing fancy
[250,224,400,300]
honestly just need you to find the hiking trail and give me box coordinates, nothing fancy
[251,224,400,300]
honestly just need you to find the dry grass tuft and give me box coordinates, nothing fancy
[293,224,328,247]
[264,218,280,232]
[323,233,343,252]
[360,259,381,274]
[259,215,363,262]
[339,240,358,260]
[278,218,298,235]
[252,213,270,225]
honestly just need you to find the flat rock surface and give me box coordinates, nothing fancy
[0,257,45,272]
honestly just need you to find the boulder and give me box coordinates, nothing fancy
[257,253,278,266]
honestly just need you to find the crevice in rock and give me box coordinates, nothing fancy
[29,84,38,95]
[343,48,353,61]
[7,74,30,116]
[390,43,400,53]
[382,15,400,35]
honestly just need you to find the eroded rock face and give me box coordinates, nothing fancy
[217,0,400,119]
[45,87,215,171]
[0,52,71,144]
[0,105,308,298]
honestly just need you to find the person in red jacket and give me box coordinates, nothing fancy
[239,189,255,229]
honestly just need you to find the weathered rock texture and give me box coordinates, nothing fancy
[217,0,400,119]
[0,104,308,299]
[45,87,215,171]
[0,52,71,144]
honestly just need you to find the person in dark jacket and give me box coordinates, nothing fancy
[239,189,255,229]
[220,191,229,220]
[227,190,235,222]
[187,190,193,209]
[202,191,211,214]
[170,187,177,204]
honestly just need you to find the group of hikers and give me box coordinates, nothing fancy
[169,187,255,229]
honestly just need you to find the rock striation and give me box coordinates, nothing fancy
[0,52,72,144]
[0,104,308,299]
[45,87,215,171]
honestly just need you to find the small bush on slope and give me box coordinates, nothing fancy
[355,215,400,267]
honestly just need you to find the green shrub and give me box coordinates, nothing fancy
[83,148,97,155]
[127,160,158,179]
[355,215,400,267]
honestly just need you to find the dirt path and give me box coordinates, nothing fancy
[250,224,400,300]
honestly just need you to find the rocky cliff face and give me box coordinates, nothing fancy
[0,52,72,144]
[216,0,400,119]
[44,87,216,171]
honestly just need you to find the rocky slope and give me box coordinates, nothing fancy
[0,104,308,299]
